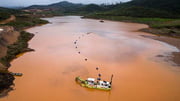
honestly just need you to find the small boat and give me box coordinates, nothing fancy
[10,72,23,77]
[99,20,104,23]
[75,75,113,91]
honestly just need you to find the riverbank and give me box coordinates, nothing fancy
[83,15,180,66]
[83,15,180,38]
[0,26,34,95]
[142,35,180,66]
[0,15,48,94]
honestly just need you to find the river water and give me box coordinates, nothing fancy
[1,16,180,101]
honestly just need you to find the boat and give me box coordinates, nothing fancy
[99,20,104,23]
[10,72,23,77]
[75,75,113,91]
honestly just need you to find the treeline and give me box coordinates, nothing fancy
[94,0,180,19]
[0,7,22,21]
[24,0,180,19]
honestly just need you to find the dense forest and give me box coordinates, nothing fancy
[24,0,180,18]
[0,7,21,21]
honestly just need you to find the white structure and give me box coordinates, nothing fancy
[97,81,111,88]
[0,28,4,32]
[87,78,95,81]
[87,78,95,85]
[87,78,111,88]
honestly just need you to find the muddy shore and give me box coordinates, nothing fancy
[141,34,180,66]
[0,26,34,95]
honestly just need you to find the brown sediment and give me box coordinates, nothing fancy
[141,35,180,66]
[0,26,34,95]
[0,15,16,25]
[0,26,20,70]
[141,28,180,38]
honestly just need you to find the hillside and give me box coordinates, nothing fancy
[127,0,180,14]
[0,7,21,21]
[23,0,180,18]
[84,0,180,37]
[97,0,180,18]
[25,1,84,15]
[24,1,114,16]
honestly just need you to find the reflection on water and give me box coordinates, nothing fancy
[1,16,180,101]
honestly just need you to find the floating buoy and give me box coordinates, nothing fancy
[97,78,101,81]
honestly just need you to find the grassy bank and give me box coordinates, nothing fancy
[84,14,180,38]
[4,15,49,30]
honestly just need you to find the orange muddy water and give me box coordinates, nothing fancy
[2,16,180,101]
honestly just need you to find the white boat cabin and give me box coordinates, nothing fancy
[87,78,95,85]
[86,78,111,88]
[0,28,4,32]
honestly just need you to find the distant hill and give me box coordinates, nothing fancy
[27,1,83,9]
[91,0,180,18]
[25,1,84,13]
[23,0,180,18]
[127,0,180,14]
[24,1,111,15]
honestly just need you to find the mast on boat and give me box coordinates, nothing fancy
[110,74,113,84]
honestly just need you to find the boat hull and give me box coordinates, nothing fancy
[75,77,111,91]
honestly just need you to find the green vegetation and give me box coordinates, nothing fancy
[0,31,34,67]
[5,15,48,30]
[0,7,49,30]
[0,7,48,68]
[0,5,49,91]
[84,14,180,37]
[0,7,22,21]
[81,0,180,37]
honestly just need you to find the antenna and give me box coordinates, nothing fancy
[110,74,114,84]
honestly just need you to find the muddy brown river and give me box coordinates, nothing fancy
[2,16,180,101]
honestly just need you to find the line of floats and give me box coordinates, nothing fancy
[74,31,114,91]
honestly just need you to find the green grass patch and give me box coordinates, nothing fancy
[84,14,180,37]
[5,15,49,30]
